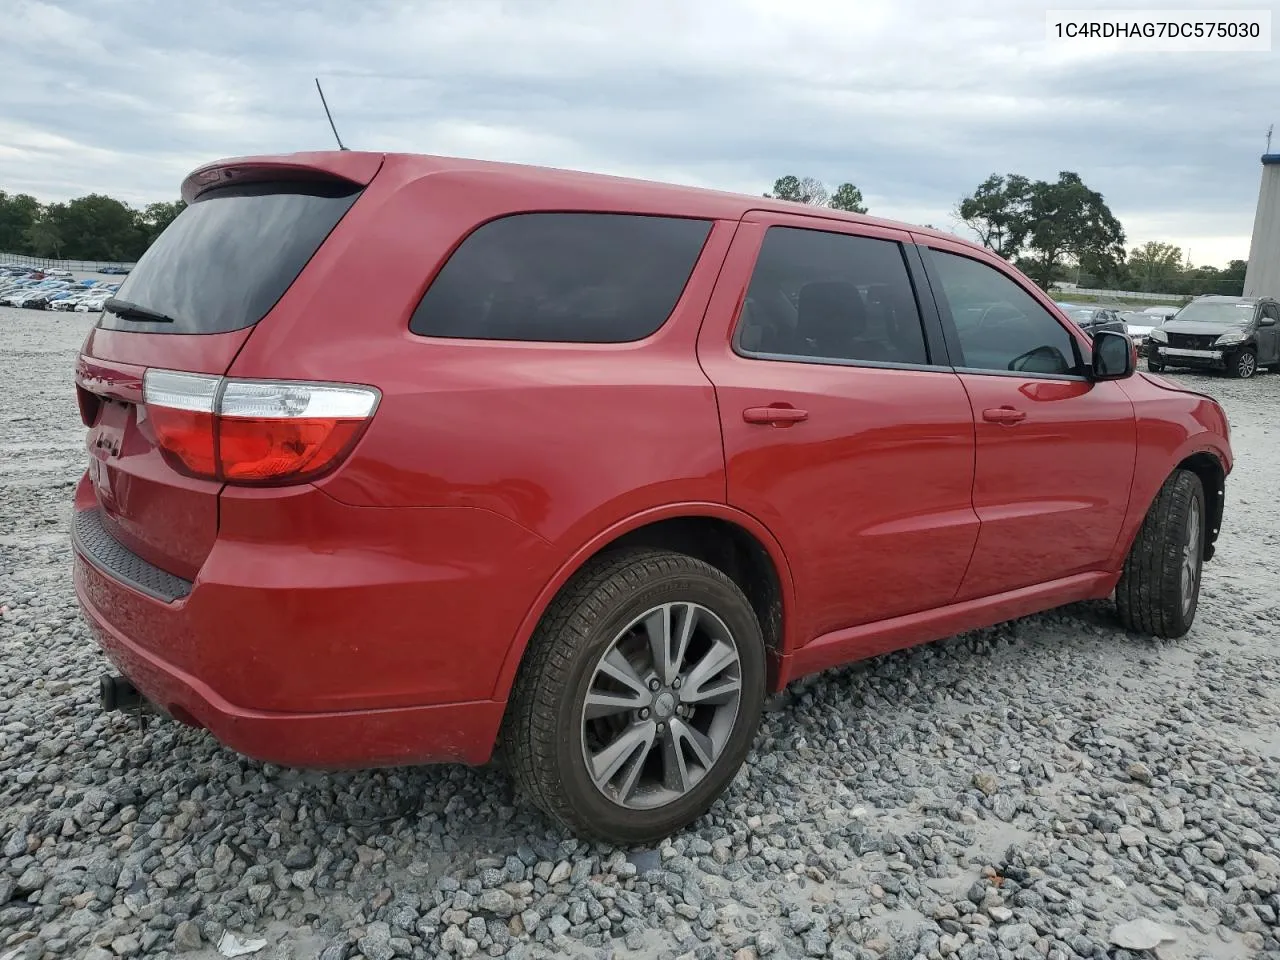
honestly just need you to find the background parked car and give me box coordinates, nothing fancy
[1056,302,1128,337]
[0,268,118,312]
[1147,295,1280,378]
[1119,310,1157,354]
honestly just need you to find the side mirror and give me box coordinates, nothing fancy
[1091,330,1135,381]
[1260,316,1276,327]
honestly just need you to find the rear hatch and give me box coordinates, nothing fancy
[75,155,379,581]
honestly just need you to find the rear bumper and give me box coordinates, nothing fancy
[76,559,503,767]
[70,472,557,768]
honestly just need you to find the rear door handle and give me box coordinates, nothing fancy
[743,405,809,425]
[982,406,1027,424]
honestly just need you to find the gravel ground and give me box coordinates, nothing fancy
[2,308,1277,960]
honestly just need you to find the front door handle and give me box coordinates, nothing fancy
[982,406,1027,424]
[743,405,809,425]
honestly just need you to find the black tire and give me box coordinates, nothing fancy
[1146,358,1164,373]
[1115,469,1205,639]
[502,548,766,844]
[1227,347,1257,379]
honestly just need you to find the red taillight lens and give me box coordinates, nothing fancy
[142,369,379,485]
[148,406,218,476]
[218,417,367,482]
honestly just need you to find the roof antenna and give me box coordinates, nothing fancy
[315,78,348,151]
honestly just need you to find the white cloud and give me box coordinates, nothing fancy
[2,0,1274,267]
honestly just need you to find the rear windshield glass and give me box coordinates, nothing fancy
[97,180,362,335]
[409,213,713,343]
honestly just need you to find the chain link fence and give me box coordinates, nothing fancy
[1,252,134,273]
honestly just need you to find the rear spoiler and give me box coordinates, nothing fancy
[181,152,385,204]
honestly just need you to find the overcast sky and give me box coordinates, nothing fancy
[2,0,1275,267]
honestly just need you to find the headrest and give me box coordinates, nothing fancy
[797,281,867,346]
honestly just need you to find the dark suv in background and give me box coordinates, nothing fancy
[1147,295,1280,378]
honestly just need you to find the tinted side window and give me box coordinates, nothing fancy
[930,249,1082,376]
[1262,304,1279,322]
[410,213,712,343]
[734,227,929,366]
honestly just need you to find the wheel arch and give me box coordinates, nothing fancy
[1116,445,1227,568]
[1176,450,1226,560]
[491,503,796,703]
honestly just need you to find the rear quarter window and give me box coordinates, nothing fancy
[98,180,361,335]
[409,213,712,343]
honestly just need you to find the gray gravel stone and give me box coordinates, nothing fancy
[477,890,517,918]
[1,312,1278,960]
[1109,918,1177,951]
[172,920,202,951]
[546,915,571,937]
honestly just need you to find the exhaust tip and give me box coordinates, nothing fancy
[100,674,142,712]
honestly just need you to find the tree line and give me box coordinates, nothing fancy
[3,172,1250,297]
[0,190,185,263]
[766,170,1247,298]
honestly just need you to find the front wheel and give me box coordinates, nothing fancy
[1146,358,1165,372]
[1115,469,1205,638]
[503,549,766,844]
[1228,347,1257,379]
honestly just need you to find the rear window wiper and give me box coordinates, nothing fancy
[104,298,177,324]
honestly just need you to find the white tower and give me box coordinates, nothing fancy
[1243,151,1280,299]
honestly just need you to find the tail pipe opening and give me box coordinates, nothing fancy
[99,674,144,713]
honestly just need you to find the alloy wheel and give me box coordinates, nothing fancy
[580,602,742,810]
[1181,502,1201,616]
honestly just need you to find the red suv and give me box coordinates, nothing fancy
[72,152,1231,843]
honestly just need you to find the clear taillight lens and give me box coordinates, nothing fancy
[143,369,379,485]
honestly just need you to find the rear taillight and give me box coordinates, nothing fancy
[143,369,379,485]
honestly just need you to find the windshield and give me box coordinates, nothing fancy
[98,180,362,335]
[1171,301,1255,325]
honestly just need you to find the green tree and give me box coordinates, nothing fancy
[0,191,42,253]
[24,206,65,258]
[766,175,867,212]
[829,183,867,213]
[958,172,1124,290]
[1127,241,1183,290]
[956,174,1032,259]
[765,175,803,202]
[48,194,146,261]
[3,187,188,261]
[1022,173,1125,291]
[765,175,827,205]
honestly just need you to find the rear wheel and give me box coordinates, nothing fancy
[1228,347,1257,379]
[1115,469,1205,639]
[503,549,765,844]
